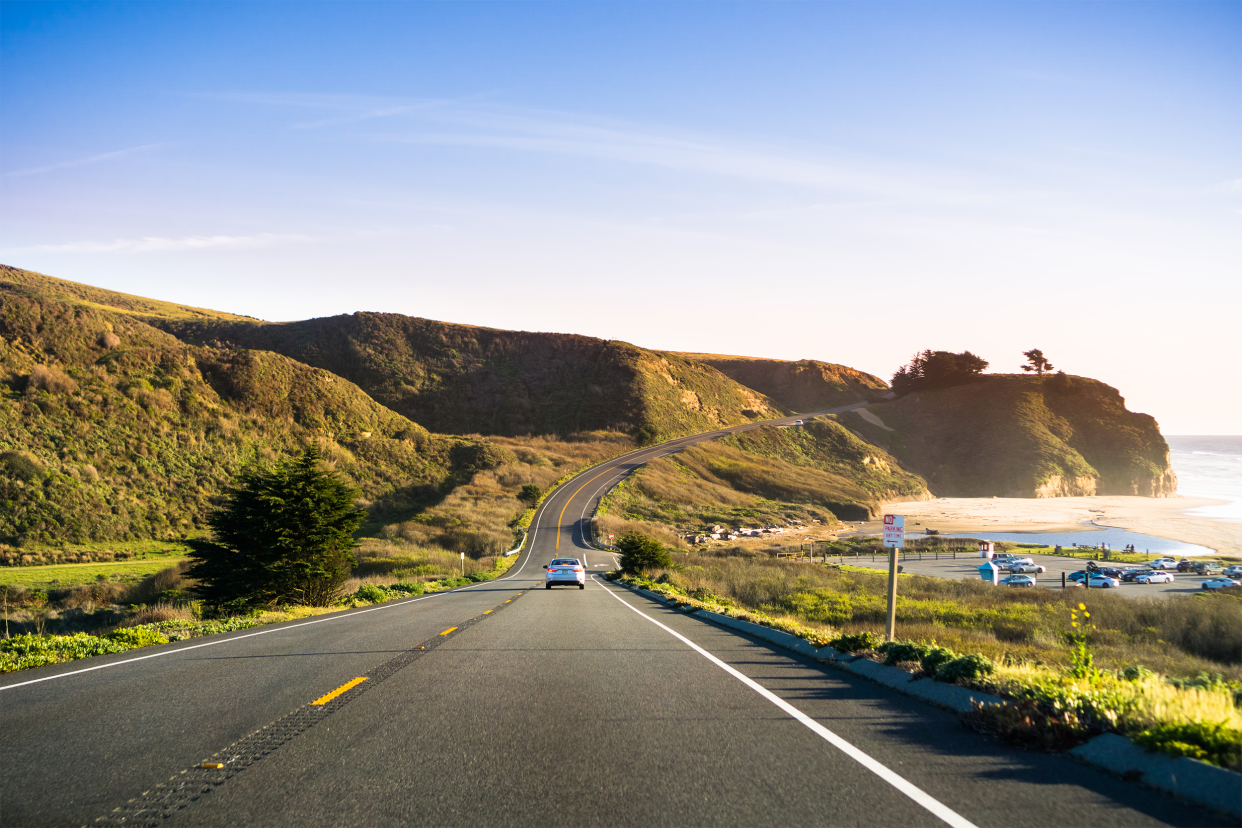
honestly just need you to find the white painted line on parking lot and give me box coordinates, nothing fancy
[595,578,979,828]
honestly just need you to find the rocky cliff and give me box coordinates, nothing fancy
[839,374,1177,498]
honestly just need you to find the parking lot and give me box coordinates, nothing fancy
[837,551,1223,599]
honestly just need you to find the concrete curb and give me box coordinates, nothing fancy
[1070,734,1242,819]
[617,581,1241,819]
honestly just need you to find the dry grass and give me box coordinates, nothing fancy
[124,603,196,626]
[26,364,77,394]
[648,551,1242,681]
[377,431,635,559]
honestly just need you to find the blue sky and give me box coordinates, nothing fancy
[2,1,1239,433]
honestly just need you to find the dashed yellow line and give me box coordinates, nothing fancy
[483,610,492,614]
[440,627,458,636]
[311,677,367,706]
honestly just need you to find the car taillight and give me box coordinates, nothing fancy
[574,567,582,572]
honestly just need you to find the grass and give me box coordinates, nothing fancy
[597,421,928,538]
[0,557,190,590]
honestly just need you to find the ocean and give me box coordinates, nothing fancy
[1166,435,1242,522]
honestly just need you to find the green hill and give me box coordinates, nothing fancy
[0,288,483,548]
[674,353,890,412]
[600,418,929,533]
[841,374,1176,497]
[154,313,783,440]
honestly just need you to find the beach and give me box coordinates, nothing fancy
[873,495,1242,558]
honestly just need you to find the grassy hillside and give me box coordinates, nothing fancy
[0,265,258,323]
[157,312,783,440]
[0,289,483,549]
[674,354,889,412]
[599,420,929,535]
[842,374,1176,497]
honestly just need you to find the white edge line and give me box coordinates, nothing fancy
[592,577,979,828]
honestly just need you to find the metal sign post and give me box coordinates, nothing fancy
[882,515,905,641]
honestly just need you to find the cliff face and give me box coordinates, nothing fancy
[671,354,889,413]
[839,374,1176,499]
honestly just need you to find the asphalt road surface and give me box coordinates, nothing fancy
[0,405,1231,827]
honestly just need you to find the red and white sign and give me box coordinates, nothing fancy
[882,514,905,548]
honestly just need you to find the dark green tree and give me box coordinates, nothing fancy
[517,483,542,507]
[617,531,672,573]
[891,350,989,395]
[186,446,365,610]
[1021,348,1055,375]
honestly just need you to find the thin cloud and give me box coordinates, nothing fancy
[6,144,165,177]
[23,232,317,253]
[201,92,997,204]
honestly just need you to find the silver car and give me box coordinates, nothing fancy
[544,558,586,590]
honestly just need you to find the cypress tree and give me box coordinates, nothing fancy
[187,446,364,610]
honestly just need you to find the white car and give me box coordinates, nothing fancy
[1224,566,1242,579]
[793,419,804,426]
[544,558,586,590]
[1082,574,1120,588]
[1000,574,1037,588]
[1136,571,1174,585]
[1201,578,1241,591]
[1009,562,1047,574]
[1149,558,1179,570]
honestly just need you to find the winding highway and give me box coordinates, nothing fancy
[0,405,1228,827]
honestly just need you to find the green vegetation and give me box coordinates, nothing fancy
[848,374,1175,497]
[187,447,365,609]
[0,288,478,547]
[156,311,783,442]
[890,349,989,396]
[597,421,928,538]
[617,531,672,573]
[0,557,188,590]
[673,354,888,413]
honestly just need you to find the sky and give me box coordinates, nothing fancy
[1,1,1238,434]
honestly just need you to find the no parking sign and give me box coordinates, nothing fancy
[883,514,905,549]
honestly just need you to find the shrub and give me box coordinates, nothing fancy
[1122,665,1154,682]
[108,627,170,647]
[355,583,387,603]
[935,653,996,683]
[26,364,76,394]
[98,332,121,349]
[617,531,672,573]
[877,640,930,666]
[1132,721,1242,771]
[0,450,47,482]
[920,646,958,676]
[830,631,879,653]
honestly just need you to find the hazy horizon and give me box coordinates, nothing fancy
[2,1,1237,433]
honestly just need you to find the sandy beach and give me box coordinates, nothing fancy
[870,496,1242,558]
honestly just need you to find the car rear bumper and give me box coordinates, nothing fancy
[546,578,585,586]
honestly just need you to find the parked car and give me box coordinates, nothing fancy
[1068,571,1090,583]
[1176,559,1198,572]
[1193,562,1223,575]
[1149,558,1179,570]
[1119,567,1150,582]
[1136,571,1174,585]
[1009,562,1047,574]
[1224,565,1242,579]
[1000,574,1037,588]
[1082,574,1120,588]
[1201,578,1241,591]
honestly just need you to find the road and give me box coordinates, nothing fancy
[0,405,1230,827]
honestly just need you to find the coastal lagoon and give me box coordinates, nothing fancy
[939,526,1214,557]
